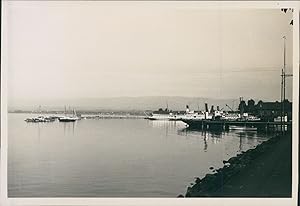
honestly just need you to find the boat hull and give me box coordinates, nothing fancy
[58,118,77,122]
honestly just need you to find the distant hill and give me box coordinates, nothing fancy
[8,96,249,112]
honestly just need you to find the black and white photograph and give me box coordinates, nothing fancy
[1,1,299,205]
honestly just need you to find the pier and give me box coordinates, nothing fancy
[181,119,292,132]
[80,114,146,119]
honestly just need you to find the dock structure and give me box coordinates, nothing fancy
[181,119,292,132]
[80,114,146,119]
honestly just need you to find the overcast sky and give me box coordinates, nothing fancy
[6,2,293,107]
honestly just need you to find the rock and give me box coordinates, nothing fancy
[177,194,184,198]
[195,177,201,184]
[205,173,213,179]
[184,135,283,197]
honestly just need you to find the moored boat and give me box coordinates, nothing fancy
[58,116,79,122]
[25,116,56,123]
[58,108,79,122]
[24,106,57,123]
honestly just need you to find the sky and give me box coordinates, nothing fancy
[6,2,294,108]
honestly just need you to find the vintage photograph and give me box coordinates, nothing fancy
[4,1,295,199]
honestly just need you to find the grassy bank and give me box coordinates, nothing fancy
[182,132,292,197]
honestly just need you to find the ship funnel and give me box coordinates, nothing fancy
[186,105,190,113]
[210,105,214,113]
[217,106,220,111]
[205,103,209,112]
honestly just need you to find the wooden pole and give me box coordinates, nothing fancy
[283,36,286,134]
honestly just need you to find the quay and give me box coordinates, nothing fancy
[80,114,146,119]
[181,119,292,132]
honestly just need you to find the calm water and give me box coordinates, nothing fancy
[8,113,272,197]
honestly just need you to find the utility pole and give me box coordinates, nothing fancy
[281,68,283,133]
[280,36,286,134]
[281,36,293,134]
[283,36,286,102]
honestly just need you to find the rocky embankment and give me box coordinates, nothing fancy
[179,132,292,197]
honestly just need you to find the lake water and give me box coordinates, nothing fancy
[8,113,272,197]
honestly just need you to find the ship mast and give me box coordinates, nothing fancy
[166,100,169,111]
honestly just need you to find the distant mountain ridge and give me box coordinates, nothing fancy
[8,96,258,112]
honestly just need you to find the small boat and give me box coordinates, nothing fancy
[24,116,55,123]
[58,116,79,122]
[24,106,56,123]
[25,118,36,122]
[58,108,79,122]
[24,105,55,122]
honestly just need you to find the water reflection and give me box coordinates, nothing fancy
[149,120,183,129]
[178,128,224,151]
[204,134,208,152]
[148,120,186,137]
[29,122,45,142]
[148,120,269,153]
[178,128,224,138]
[63,121,77,136]
[239,133,243,151]
[37,123,41,142]
[28,121,78,139]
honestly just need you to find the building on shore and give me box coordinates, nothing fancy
[238,99,292,121]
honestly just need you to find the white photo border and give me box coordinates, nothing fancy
[1,1,299,206]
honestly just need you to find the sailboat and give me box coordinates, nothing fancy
[58,107,80,122]
[24,106,55,122]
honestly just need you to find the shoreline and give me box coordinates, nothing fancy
[180,131,292,197]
